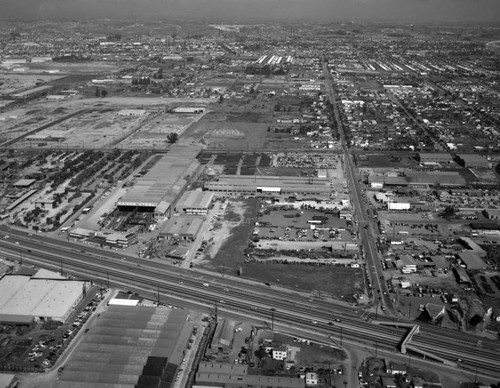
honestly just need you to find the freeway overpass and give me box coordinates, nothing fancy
[0,226,499,380]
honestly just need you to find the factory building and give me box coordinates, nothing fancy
[195,362,304,388]
[175,191,214,215]
[56,306,192,388]
[117,146,202,217]
[368,171,466,189]
[204,175,331,198]
[0,270,87,324]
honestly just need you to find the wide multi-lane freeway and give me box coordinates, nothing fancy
[0,226,499,380]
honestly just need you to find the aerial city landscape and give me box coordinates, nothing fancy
[0,2,500,388]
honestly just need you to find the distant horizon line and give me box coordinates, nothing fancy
[1,17,500,25]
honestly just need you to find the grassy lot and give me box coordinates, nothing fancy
[207,198,260,274]
[242,262,364,301]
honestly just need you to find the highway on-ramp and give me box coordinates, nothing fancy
[0,226,499,380]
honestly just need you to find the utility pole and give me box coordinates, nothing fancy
[106,272,110,289]
[60,259,63,275]
[270,308,276,331]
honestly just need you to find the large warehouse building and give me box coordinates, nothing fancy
[117,146,202,217]
[0,270,86,324]
[55,305,193,388]
[368,171,467,189]
[204,175,332,198]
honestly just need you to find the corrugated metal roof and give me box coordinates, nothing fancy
[56,306,190,387]
[118,146,201,207]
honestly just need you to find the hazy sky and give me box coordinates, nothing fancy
[1,0,499,22]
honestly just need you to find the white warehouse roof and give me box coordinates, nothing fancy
[0,274,85,322]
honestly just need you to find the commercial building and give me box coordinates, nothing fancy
[387,202,410,211]
[159,216,205,242]
[397,254,417,273]
[173,107,205,114]
[56,306,193,388]
[175,191,215,215]
[69,228,138,248]
[0,270,86,324]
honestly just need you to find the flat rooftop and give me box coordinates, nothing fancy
[0,273,83,320]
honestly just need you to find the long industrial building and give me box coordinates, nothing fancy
[368,171,467,189]
[204,175,332,197]
[56,305,193,388]
[195,362,304,388]
[117,146,202,217]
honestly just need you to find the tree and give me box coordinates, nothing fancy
[167,133,179,144]
[218,94,224,104]
[254,346,267,360]
[440,206,457,219]
[101,89,108,98]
